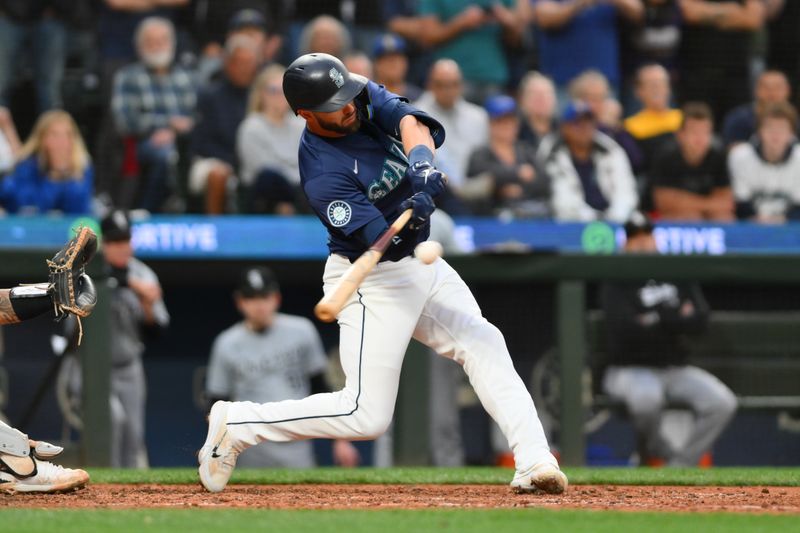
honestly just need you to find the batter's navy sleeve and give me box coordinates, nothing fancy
[364,81,446,148]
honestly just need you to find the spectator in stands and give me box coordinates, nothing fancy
[722,70,791,149]
[343,52,373,79]
[383,0,431,86]
[236,64,305,215]
[729,101,800,223]
[111,17,197,213]
[600,214,737,466]
[517,71,558,148]
[618,0,682,108]
[298,15,352,58]
[569,70,643,172]
[371,34,422,102]
[0,110,92,215]
[415,59,489,191]
[205,266,360,468]
[189,36,260,215]
[97,0,189,87]
[765,1,798,101]
[677,0,768,123]
[624,64,683,174]
[651,102,734,221]
[0,107,21,176]
[0,1,70,112]
[531,0,644,99]
[537,101,638,222]
[416,0,526,103]
[466,95,551,218]
[192,4,285,75]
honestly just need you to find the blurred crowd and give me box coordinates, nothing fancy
[0,0,797,224]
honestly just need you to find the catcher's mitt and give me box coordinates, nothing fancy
[47,226,98,324]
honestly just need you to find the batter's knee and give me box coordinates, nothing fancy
[349,411,392,440]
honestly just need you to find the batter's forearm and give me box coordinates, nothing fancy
[399,115,434,157]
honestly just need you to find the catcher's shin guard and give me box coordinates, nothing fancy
[0,422,36,478]
[0,421,30,458]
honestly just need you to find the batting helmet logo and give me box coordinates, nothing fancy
[329,68,344,88]
[327,201,352,227]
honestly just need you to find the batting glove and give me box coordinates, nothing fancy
[405,161,446,198]
[400,191,435,230]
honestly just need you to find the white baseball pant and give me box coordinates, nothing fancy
[225,254,557,472]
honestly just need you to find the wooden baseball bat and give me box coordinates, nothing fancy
[314,209,413,322]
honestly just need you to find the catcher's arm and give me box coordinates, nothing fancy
[314,209,413,322]
[0,227,98,333]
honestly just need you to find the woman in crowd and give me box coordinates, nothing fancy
[0,110,92,215]
[236,64,305,214]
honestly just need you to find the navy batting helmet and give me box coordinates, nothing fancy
[283,53,367,113]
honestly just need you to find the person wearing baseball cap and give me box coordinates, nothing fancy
[599,212,737,466]
[536,100,638,222]
[372,34,422,102]
[97,209,170,467]
[204,266,361,469]
[465,94,551,218]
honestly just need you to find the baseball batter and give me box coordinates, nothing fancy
[199,53,567,494]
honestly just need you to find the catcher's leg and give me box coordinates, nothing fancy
[0,420,89,494]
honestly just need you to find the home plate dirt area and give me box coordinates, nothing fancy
[3,484,800,513]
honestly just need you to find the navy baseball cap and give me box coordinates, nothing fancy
[561,101,594,122]
[372,34,407,58]
[228,9,267,33]
[484,94,517,119]
[237,267,279,297]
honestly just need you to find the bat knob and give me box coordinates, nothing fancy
[314,301,337,323]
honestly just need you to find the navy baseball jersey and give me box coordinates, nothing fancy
[299,81,445,262]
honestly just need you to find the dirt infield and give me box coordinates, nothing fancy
[2,484,800,513]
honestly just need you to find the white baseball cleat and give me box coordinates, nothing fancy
[510,462,568,494]
[198,401,241,493]
[0,460,90,494]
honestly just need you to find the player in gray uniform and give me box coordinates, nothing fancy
[62,211,170,468]
[206,267,359,468]
[103,210,170,467]
[600,215,737,465]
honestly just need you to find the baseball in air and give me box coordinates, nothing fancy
[414,240,443,264]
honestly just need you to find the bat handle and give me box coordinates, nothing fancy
[371,209,413,253]
[314,209,413,323]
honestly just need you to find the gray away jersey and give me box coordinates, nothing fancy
[206,313,328,405]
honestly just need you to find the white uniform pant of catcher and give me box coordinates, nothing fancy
[226,255,557,472]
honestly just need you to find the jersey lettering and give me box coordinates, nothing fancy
[368,158,407,201]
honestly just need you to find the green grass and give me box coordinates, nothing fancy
[84,466,800,487]
[1,508,796,533]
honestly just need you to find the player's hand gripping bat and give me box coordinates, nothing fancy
[314,208,413,322]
